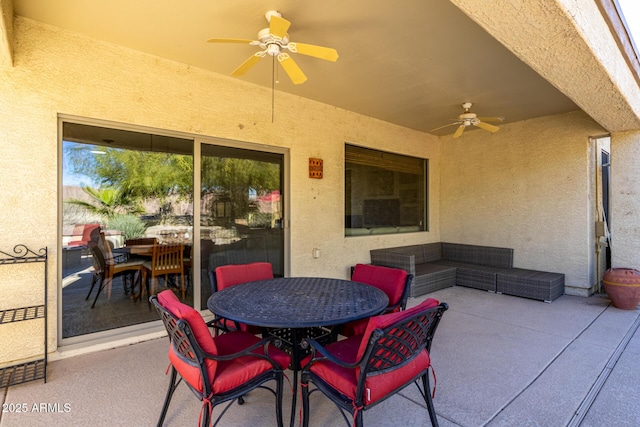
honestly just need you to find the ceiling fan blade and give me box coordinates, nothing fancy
[478,116,505,123]
[231,53,264,77]
[269,15,291,39]
[287,42,339,62]
[453,125,466,138]
[207,38,254,44]
[430,122,460,132]
[475,121,500,133]
[278,53,307,84]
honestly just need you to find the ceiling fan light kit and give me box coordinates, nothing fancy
[207,10,339,85]
[431,102,504,138]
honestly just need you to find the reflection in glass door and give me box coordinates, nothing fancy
[61,122,193,339]
[200,144,284,310]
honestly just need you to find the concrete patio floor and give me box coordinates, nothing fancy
[1,286,639,426]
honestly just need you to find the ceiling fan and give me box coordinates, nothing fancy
[207,10,339,85]
[431,103,504,138]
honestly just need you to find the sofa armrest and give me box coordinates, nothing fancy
[370,251,416,276]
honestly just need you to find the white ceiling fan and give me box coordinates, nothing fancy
[207,10,339,85]
[431,102,504,138]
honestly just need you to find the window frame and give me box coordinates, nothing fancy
[344,143,428,237]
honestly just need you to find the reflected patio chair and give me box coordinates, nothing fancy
[150,290,291,427]
[301,298,448,427]
[211,262,273,334]
[85,237,145,308]
[141,242,185,299]
[341,264,413,337]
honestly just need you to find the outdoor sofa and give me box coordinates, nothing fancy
[370,242,564,302]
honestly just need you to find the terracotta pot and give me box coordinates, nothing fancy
[603,268,640,310]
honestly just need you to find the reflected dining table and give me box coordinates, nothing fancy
[207,277,389,427]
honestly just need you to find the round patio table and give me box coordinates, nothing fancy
[207,277,388,427]
[207,276,388,328]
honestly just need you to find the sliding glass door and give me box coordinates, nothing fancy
[60,119,286,341]
[199,144,285,310]
[61,122,194,339]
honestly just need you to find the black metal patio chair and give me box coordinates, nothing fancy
[301,298,448,427]
[151,290,291,427]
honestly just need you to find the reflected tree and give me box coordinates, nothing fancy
[65,143,193,223]
[201,157,280,224]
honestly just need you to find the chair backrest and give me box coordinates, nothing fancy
[356,298,447,380]
[95,232,117,275]
[87,241,106,276]
[352,263,410,309]
[152,290,218,395]
[215,262,273,291]
[150,243,185,276]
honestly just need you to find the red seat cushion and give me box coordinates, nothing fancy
[68,224,101,246]
[211,331,291,394]
[305,298,439,405]
[352,264,407,307]
[214,263,273,334]
[158,290,219,393]
[215,262,273,290]
[158,290,291,394]
[342,264,409,336]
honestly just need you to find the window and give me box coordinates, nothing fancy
[345,144,427,236]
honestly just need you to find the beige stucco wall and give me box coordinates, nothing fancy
[0,17,440,362]
[440,111,606,296]
[610,130,640,270]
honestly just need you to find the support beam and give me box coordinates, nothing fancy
[0,0,13,67]
[449,0,640,133]
[611,130,640,269]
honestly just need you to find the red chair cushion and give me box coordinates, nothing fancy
[305,298,439,405]
[303,335,431,405]
[341,264,408,336]
[211,331,291,394]
[158,290,218,392]
[215,262,273,290]
[352,264,407,306]
[159,290,291,395]
[68,223,101,246]
[340,317,369,337]
[214,263,273,334]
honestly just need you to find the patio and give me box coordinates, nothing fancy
[1,286,639,427]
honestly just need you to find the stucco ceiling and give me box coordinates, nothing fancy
[12,0,579,136]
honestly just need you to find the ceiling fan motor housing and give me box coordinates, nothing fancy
[265,10,282,22]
